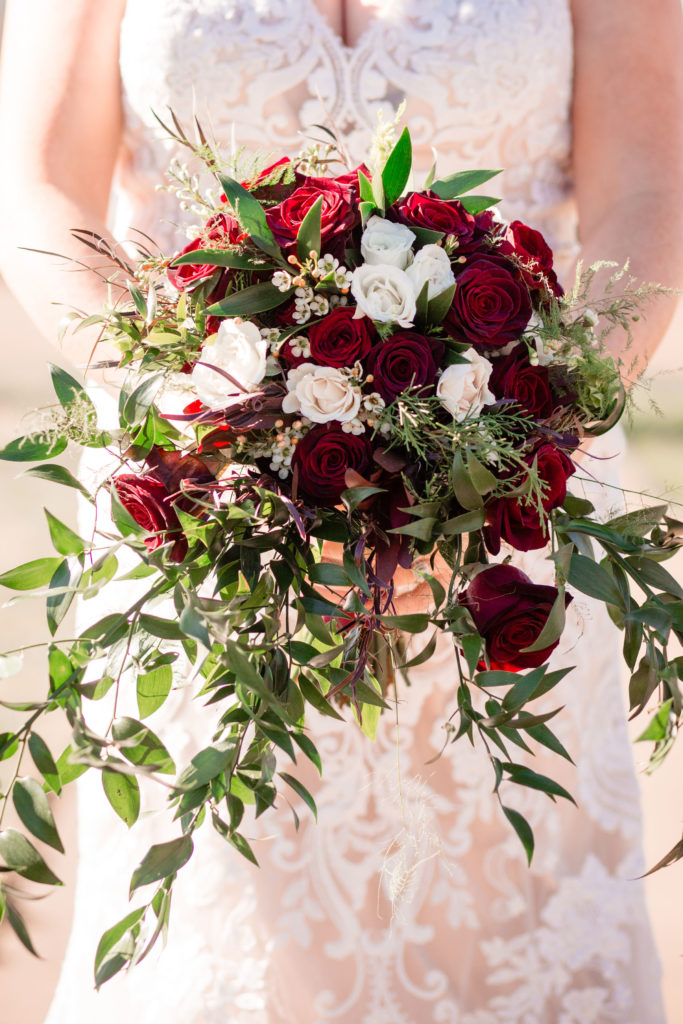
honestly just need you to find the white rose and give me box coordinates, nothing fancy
[405,243,455,300]
[190,318,267,409]
[437,349,495,421]
[281,363,361,423]
[360,216,416,269]
[351,264,416,327]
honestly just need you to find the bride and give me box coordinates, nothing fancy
[0,1,682,1021]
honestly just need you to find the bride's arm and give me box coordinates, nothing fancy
[0,0,127,370]
[0,2,125,1017]
[570,0,683,374]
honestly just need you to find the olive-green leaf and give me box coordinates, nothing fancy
[206,281,294,317]
[0,432,67,462]
[217,173,281,259]
[381,126,412,207]
[567,553,625,608]
[136,664,173,719]
[94,907,146,987]
[279,772,318,821]
[430,168,502,200]
[129,835,194,896]
[45,509,86,557]
[0,557,63,591]
[28,734,61,795]
[112,717,176,775]
[0,829,63,885]
[12,777,64,852]
[24,463,94,501]
[102,769,141,828]
[502,805,534,865]
[296,194,323,262]
[5,897,39,956]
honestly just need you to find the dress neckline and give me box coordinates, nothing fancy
[306,0,386,55]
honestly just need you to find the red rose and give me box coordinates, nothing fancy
[265,178,358,257]
[484,443,575,554]
[460,564,571,671]
[505,220,562,296]
[489,346,554,418]
[167,213,244,292]
[292,424,373,505]
[445,254,532,348]
[392,192,478,251]
[368,332,445,404]
[308,307,375,367]
[114,474,188,562]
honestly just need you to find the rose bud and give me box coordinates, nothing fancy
[292,424,373,505]
[308,306,376,367]
[484,442,575,554]
[489,345,555,419]
[505,219,563,297]
[367,332,445,404]
[460,563,571,671]
[445,254,532,349]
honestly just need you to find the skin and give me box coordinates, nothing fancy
[0,1,681,1016]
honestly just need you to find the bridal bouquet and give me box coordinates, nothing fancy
[1,119,681,981]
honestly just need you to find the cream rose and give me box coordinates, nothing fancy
[191,318,267,409]
[351,264,416,327]
[281,363,361,423]
[437,349,495,421]
[360,216,416,269]
[405,243,455,300]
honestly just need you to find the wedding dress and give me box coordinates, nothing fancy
[45,2,666,1022]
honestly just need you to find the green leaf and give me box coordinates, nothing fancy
[0,557,63,591]
[389,517,437,541]
[296,195,323,261]
[47,557,82,636]
[56,745,89,786]
[298,674,344,720]
[450,450,483,511]
[175,743,232,790]
[228,830,259,866]
[466,452,498,495]
[12,777,64,852]
[440,508,486,536]
[380,613,429,633]
[358,170,374,203]
[112,717,176,775]
[279,771,317,821]
[128,282,147,317]
[0,433,67,462]
[28,734,61,794]
[121,374,163,429]
[562,493,595,517]
[567,553,625,608]
[129,835,193,896]
[371,166,386,212]
[171,248,275,270]
[0,829,63,885]
[501,666,547,712]
[217,173,281,259]
[292,732,322,775]
[502,806,534,865]
[138,614,185,640]
[308,562,350,587]
[430,168,502,200]
[502,763,576,804]
[206,281,294,317]
[49,363,95,419]
[102,769,141,828]
[0,653,23,680]
[636,699,674,743]
[381,126,412,206]
[0,731,19,761]
[5,896,40,956]
[45,509,86,557]
[625,557,683,600]
[94,907,146,987]
[340,484,386,512]
[459,195,500,215]
[521,587,566,653]
[136,664,173,719]
[24,463,94,501]
[427,283,456,326]
[461,633,482,676]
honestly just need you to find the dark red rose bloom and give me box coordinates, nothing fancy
[489,345,554,419]
[114,475,188,561]
[167,213,245,292]
[292,424,373,505]
[445,254,532,348]
[460,564,571,671]
[114,449,214,562]
[505,220,562,297]
[392,192,478,251]
[265,178,358,257]
[484,443,575,554]
[368,332,445,404]
[308,307,375,367]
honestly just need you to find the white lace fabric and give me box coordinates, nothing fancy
[45,2,665,1022]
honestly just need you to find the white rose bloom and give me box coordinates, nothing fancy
[437,349,496,421]
[191,318,267,409]
[351,264,416,327]
[406,243,456,300]
[360,216,416,269]
[281,363,361,423]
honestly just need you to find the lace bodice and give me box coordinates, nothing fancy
[45,3,666,1023]
[115,0,577,268]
